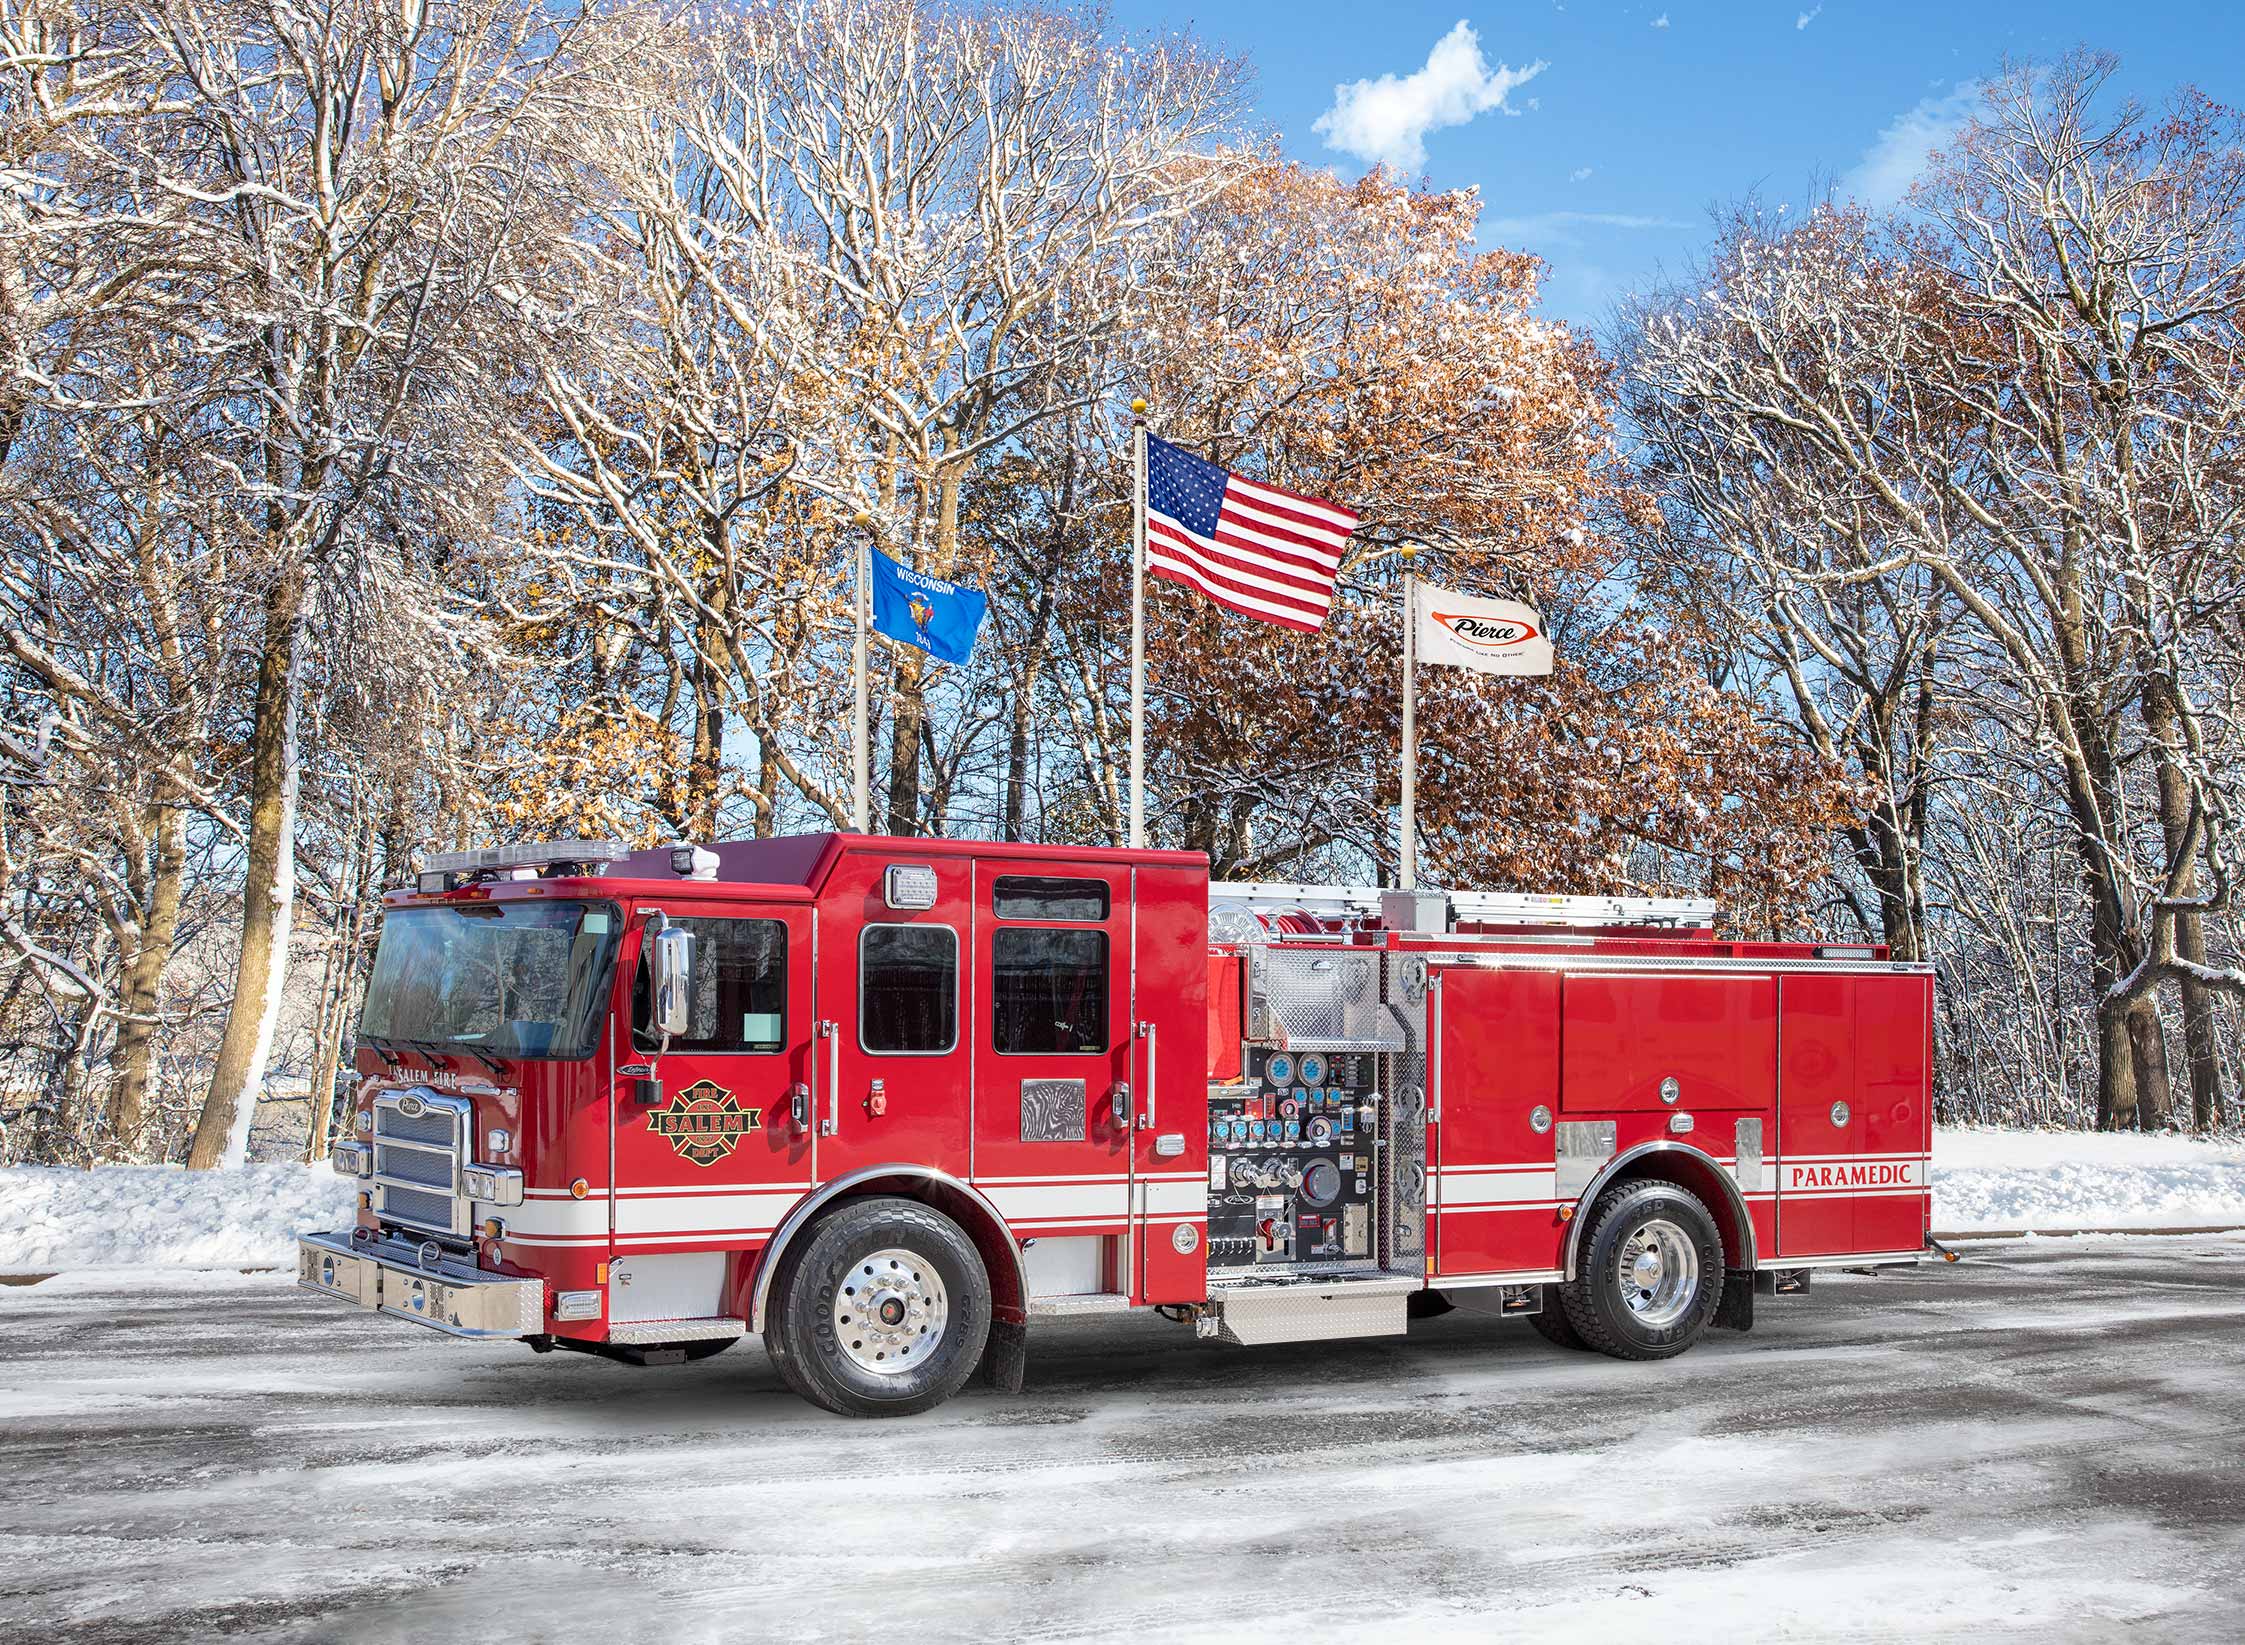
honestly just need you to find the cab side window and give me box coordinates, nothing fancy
[989,877,1110,1056]
[632,917,787,1053]
[860,925,959,1053]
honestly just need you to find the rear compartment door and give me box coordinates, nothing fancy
[1776,971,1931,1258]
[1560,972,1777,1114]
[1432,967,1566,1280]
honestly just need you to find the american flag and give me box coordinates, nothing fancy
[1143,434,1357,633]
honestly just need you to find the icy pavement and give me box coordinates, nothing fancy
[4,1239,2244,1642]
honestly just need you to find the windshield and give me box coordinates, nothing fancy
[360,900,622,1061]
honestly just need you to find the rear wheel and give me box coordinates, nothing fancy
[1558,1180,1723,1361]
[766,1197,990,1418]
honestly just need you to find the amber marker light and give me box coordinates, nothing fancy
[569,1178,590,1200]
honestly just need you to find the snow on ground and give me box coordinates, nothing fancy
[4,1128,2244,1271]
[1932,1125,2245,1232]
[0,1162,355,1270]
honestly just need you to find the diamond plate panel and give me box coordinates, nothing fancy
[1019,1078,1087,1143]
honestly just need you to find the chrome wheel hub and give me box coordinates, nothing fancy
[1618,1218,1697,1330]
[832,1247,949,1376]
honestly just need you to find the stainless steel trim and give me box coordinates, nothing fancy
[1734,1119,1764,1192]
[1028,1291,1134,1318]
[1755,1250,1926,1271]
[605,1316,749,1344]
[747,1164,1030,1334]
[1555,1120,1617,1197]
[297,1229,543,1338]
[1560,1140,1760,1280]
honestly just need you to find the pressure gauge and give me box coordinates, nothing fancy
[1298,1053,1328,1087]
[1265,1052,1295,1087]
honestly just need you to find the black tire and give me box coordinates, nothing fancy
[1406,1288,1455,1320]
[1557,1179,1723,1361]
[1526,1295,1586,1350]
[765,1196,990,1418]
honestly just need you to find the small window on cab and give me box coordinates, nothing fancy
[991,876,1109,922]
[860,925,959,1054]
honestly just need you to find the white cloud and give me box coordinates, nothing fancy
[1313,21,1548,171]
[1482,209,1694,249]
[1570,165,1594,182]
[1796,4,1822,27]
[1844,81,1981,207]
[1651,12,1670,27]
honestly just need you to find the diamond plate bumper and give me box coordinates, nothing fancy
[297,1229,544,1339]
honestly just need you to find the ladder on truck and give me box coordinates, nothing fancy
[1210,881,1717,931]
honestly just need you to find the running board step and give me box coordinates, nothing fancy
[1203,1278,1414,1346]
[1028,1292,1133,1318]
[606,1316,747,1345]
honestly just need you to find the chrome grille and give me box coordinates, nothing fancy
[375,1143,455,1189]
[379,1184,457,1231]
[377,1105,456,1146]
[371,1089,471,1237]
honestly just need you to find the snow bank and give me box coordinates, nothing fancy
[0,1163,355,1271]
[1933,1125,2245,1232]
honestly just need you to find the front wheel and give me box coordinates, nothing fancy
[1557,1180,1723,1361]
[765,1197,991,1417]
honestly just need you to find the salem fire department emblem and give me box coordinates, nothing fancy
[647,1080,761,1167]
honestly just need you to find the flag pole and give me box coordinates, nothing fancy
[850,510,871,833]
[1400,542,1419,891]
[1128,399,1148,849]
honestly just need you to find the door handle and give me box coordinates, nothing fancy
[817,1020,839,1136]
[789,1082,811,1132]
[1135,1021,1157,1130]
[1111,1083,1133,1128]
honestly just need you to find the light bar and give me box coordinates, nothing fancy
[421,839,624,878]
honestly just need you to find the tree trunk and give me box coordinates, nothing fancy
[2125,997,2175,1131]
[2142,672,2226,1129]
[107,799,187,1154]
[2093,990,2138,1131]
[188,569,308,1170]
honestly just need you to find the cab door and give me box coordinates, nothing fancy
[969,862,1135,1284]
[818,851,973,1184]
[610,903,816,1309]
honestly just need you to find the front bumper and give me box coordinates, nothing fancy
[298,1229,544,1339]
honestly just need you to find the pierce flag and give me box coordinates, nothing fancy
[1412,582,1554,676]
[868,547,987,667]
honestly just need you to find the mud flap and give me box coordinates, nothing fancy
[978,1318,1027,1393]
[1713,1268,1754,1332]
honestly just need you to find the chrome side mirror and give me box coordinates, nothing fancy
[651,924,696,1040]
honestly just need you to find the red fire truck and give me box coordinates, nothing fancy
[299,832,1935,1417]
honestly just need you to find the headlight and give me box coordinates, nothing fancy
[331,1141,373,1178]
[461,1165,524,1207]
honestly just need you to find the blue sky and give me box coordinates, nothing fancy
[1141,1,2245,333]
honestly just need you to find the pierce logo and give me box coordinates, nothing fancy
[1433,612,1541,653]
[647,1079,762,1167]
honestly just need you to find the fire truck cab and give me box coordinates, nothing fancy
[299,833,1934,1417]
